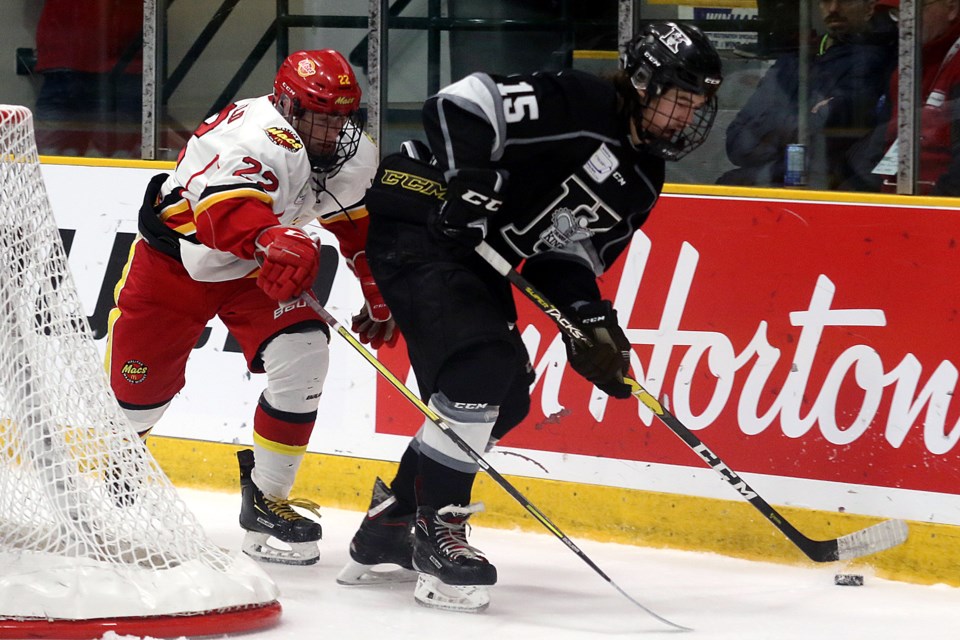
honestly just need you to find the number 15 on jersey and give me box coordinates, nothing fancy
[498,81,540,123]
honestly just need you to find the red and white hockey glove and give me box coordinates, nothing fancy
[254,226,320,302]
[347,251,398,349]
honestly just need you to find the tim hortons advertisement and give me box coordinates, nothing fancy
[42,163,960,524]
[375,194,960,504]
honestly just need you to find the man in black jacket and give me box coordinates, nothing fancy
[718,0,895,188]
[336,22,723,612]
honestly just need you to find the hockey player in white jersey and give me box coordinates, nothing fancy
[107,49,397,565]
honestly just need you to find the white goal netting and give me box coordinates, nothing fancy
[0,106,279,637]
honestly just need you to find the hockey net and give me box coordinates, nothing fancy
[0,105,281,638]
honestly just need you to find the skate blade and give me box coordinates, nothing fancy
[414,573,490,613]
[336,559,419,586]
[242,530,320,566]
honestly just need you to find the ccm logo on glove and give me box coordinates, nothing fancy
[460,189,502,212]
[562,300,633,399]
[430,168,508,254]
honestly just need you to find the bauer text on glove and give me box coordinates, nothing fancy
[254,226,320,302]
[562,300,633,399]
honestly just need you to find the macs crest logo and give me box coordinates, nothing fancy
[265,127,303,152]
[121,360,148,384]
[296,59,317,78]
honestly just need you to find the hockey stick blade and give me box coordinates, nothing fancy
[296,293,689,631]
[835,518,909,562]
[475,241,910,565]
[630,379,908,562]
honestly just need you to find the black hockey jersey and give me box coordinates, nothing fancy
[423,69,666,287]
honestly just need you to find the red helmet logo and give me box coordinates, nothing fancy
[274,49,362,117]
[296,59,317,78]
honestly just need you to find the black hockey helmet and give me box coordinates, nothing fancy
[621,22,722,99]
[620,22,723,160]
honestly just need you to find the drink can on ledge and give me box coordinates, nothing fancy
[784,143,807,186]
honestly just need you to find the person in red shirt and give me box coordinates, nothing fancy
[33,0,143,157]
[845,0,960,193]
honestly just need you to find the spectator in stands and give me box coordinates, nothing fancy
[718,0,896,189]
[844,0,960,194]
[33,0,143,157]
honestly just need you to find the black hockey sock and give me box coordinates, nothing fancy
[418,455,476,509]
[389,445,420,515]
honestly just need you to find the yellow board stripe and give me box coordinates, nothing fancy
[572,50,619,60]
[146,436,960,588]
[662,182,960,208]
[39,155,176,169]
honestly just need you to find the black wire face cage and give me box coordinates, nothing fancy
[293,109,365,175]
[635,92,718,161]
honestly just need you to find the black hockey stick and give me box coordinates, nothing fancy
[297,293,689,631]
[475,241,909,563]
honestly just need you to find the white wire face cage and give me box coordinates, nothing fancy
[291,108,365,175]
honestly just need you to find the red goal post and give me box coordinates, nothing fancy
[0,105,281,638]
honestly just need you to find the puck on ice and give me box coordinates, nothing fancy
[834,574,864,586]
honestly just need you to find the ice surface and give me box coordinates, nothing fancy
[134,488,960,640]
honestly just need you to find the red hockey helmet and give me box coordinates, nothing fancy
[274,50,364,174]
[274,49,361,116]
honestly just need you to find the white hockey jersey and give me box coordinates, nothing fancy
[155,95,378,281]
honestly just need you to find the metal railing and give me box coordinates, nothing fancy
[136,0,926,194]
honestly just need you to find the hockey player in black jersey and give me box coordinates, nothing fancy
[337,22,722,611]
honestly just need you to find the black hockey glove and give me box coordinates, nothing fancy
[562,300,633,399]
[430,168,506,255]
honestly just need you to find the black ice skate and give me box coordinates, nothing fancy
[412,503,497,612]
[237,449,322,565]
[336,477,417,585]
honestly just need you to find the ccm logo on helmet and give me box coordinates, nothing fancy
[265,126,304,152]
[296,59,317,77]
[658,24,693,53]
